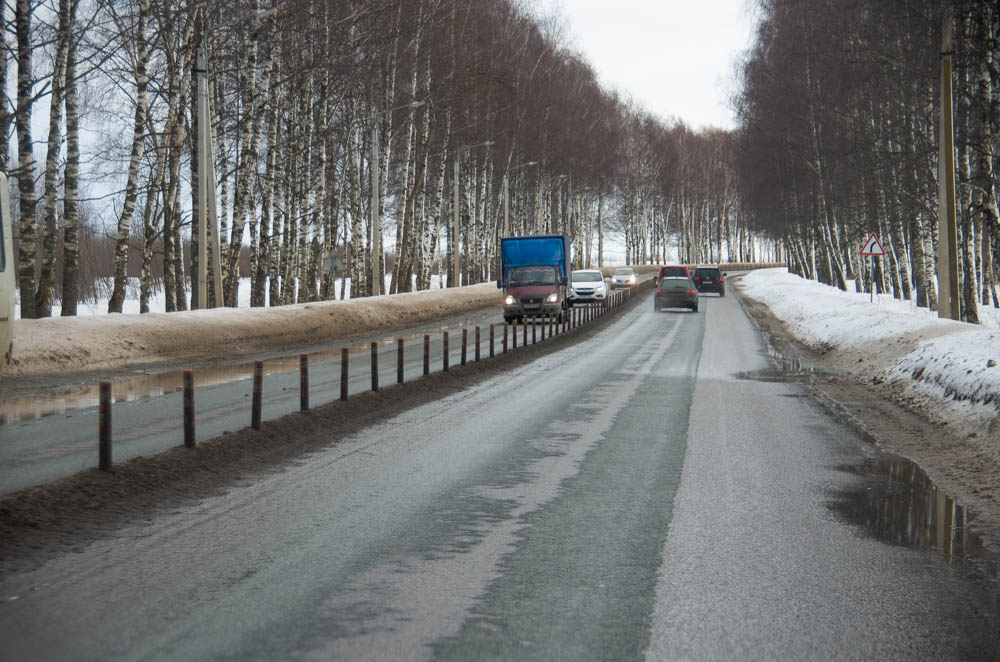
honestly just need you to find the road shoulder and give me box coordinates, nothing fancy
[736,282,1000,549]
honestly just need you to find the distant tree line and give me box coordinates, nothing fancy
[6,0,770,318]
[736,0,999,323]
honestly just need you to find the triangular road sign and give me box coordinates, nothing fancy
[860,233,885,256]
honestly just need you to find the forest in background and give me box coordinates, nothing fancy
[4,0,766,318]
[7,0,997,326]
[736,0,999,324]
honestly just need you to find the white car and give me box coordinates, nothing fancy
[610,267,638,289]
[568,269,608,305]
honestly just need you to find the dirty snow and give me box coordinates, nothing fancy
[5,280,500,377]
[739,268,1000,444]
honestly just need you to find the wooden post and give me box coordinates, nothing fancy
[183,370,195,448]
[475,326,481,361]
[299,354,309,411]
[99,381,112,471]
[371,342,379,391]
[489,324,495,357]
[340,348,348,400]
[398,338,404,384]
[443,331,450,371]
[252,361,263,430]
[461,328,468,365]
[423,334,430,375]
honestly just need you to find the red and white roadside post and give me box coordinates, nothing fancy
[860,232,886,303]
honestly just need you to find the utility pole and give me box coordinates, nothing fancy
[192,7,274,309]
[938,12,960,320]
[371,120,381,296]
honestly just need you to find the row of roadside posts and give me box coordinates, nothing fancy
[96,281,651,472]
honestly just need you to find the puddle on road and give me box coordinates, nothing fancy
[734,357,830,383]
[829,454,1000,582]
[744,330,1000,588]
[1,317,497,425]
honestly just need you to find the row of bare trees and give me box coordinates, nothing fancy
[9,0,763,318]
[735,0,1000,323]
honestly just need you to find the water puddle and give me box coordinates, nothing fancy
[829,453,1000,580]
[734,341,837,383]
[1,317,497,425]
[734,357,827,383]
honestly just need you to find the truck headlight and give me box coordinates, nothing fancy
[545,293,559,303]
[504,295,516,305]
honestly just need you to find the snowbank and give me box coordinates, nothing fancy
[6,283,501,377]
[740,269,1000,442]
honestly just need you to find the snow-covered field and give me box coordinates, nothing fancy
[739,269,1000,444]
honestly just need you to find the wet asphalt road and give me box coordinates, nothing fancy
[0,308,504,494]
[1,288,998,660]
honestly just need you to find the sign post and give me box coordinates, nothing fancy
[860,233,886,303]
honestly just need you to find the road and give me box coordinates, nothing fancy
[0,304,559,493]
[1,285,997,660]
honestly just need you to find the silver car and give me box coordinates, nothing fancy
[568,269,608,305]
[610,267,637,289]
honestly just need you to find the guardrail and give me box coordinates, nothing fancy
[89,279,655,474]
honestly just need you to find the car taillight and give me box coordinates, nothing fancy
[656,289,663,294]
[686,289,696,295]
[717,276,724,281]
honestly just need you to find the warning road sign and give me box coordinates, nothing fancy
[860,233,885,256]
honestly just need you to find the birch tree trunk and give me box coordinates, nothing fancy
[267,103,284,307]
[60,0,81,316]
[255,45,280,308]
[213,74,230,303]
[108,0,151,313]
[0,2,8,174]
[139,129,168,314]
[225,6,273,305]
[350,120,368,298]
[15,0,39,319]
[36,0,75,317]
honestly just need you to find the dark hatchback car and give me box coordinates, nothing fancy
[692,266,726,296]
[653,266,699,312]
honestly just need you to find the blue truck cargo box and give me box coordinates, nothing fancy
[499,235,571,285]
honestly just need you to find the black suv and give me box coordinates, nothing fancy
[692,266,726,296]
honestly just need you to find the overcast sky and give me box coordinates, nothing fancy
[537,0,758,130]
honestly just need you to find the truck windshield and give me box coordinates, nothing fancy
[509,266,558,285]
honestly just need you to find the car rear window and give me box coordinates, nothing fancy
[694,268,719,278]
[659,266,688,278]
